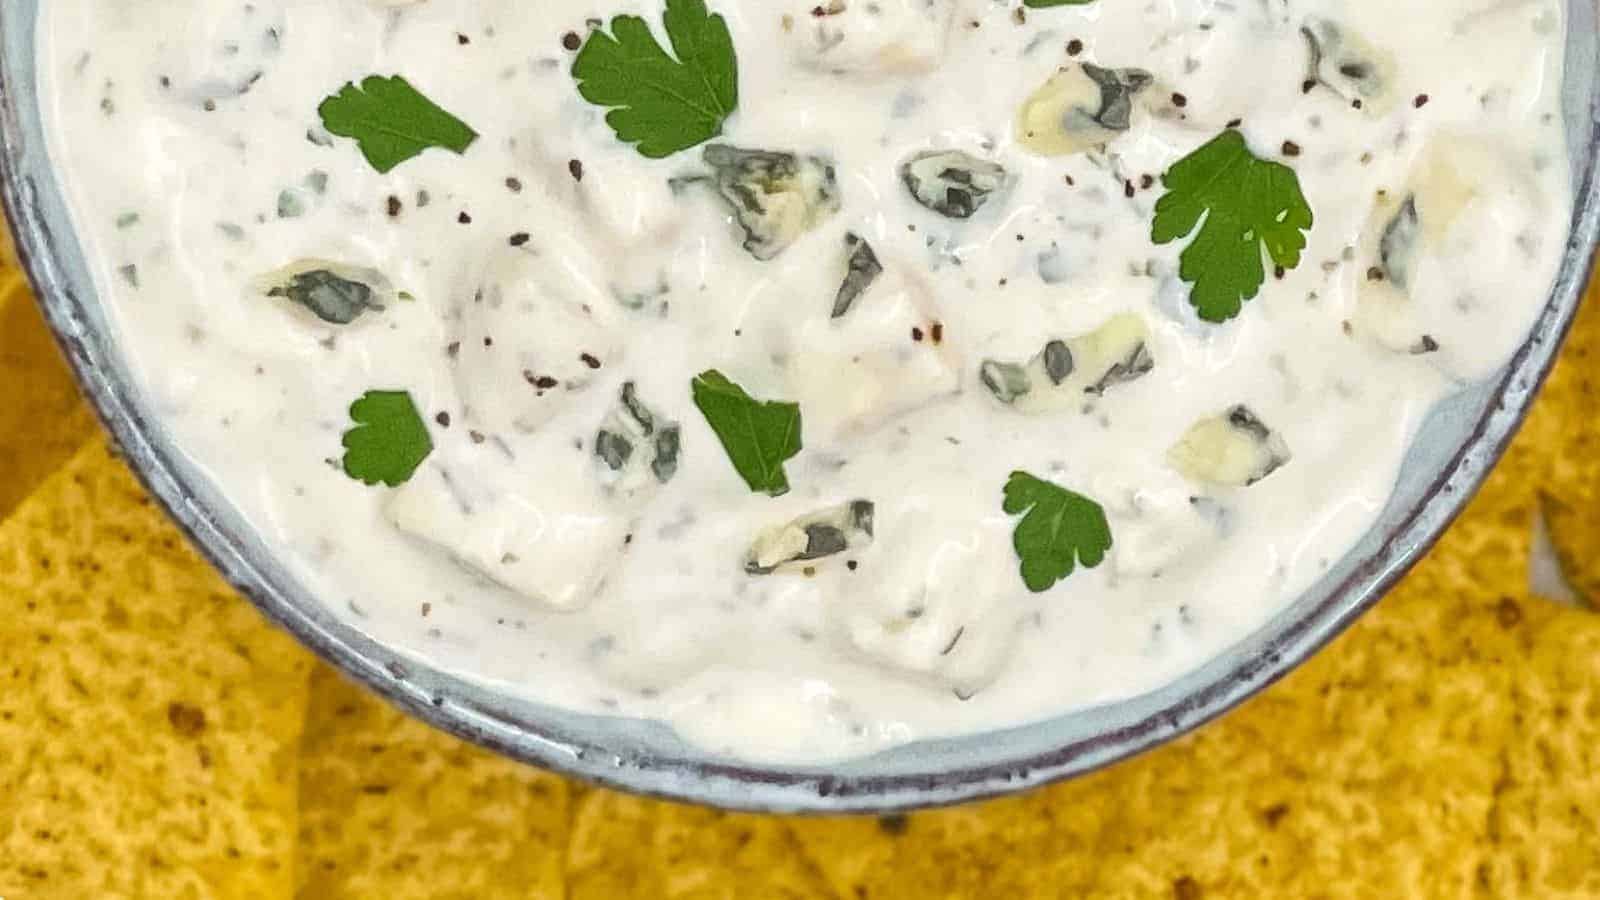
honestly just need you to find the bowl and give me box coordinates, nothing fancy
[3,1,1597,813]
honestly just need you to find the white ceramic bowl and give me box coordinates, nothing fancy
[2,1,1596,812]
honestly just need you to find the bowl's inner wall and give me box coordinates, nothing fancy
[2,1,1596,812]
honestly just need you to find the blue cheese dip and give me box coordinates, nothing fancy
[39,0,1573,762]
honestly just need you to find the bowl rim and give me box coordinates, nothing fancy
[3,4,1597,814]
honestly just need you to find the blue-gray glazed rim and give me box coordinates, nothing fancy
[3,1,1597,814]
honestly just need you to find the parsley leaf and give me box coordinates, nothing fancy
[571,0,738,159]
[341,390,434,487]
[1151,129,1314,323]
[318,76,478,174]
[691,370,801,496]
[1002,471,1112,593]
[1023,0,1096,6]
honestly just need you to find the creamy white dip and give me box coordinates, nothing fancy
[40,0,1572,762]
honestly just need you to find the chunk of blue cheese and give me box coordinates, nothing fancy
[1104,480,1231,579]
[786,256,963,443]
[386,385,679,611]
[1355,135,1551,379]
[1016,63,1154,157]
[979,313,1154,413]
[451,246,622,435]
[386,455,627,611]
[832,511,1021,699]
[702,144,842,261]
[254,258,393,325]
[1166,405,1291,487]
[781,0,956,75]
[744,500,875,575]
[1301,17,1399,114]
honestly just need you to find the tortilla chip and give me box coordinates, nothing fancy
[1475,608,1600,896]
[1,218,16,269]
[1429,456,1538,598]
[0,439,315,899]
[1542,491,1597,608]
[295,664,569,900]
[789,544,1600,899]
[0,250,98,520]
[1525,272,1600,607]
[1530,269,1600,489]
[567,790,835,900]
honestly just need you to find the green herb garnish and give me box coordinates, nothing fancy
[1151,129,1314,323]
[341,390,433,487]
[571,0,739,159]
[1002,471,1112,593]
[1023,0,1096,6]
[318,76,478,174]
[691,370,800,496]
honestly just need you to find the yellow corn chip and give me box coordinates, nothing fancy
[1527,273,1600,607]
[1472,608,1600,896]
[788,554,1600,899]
[1530,271,1600,490]
[295,664,569,900]
[0,248,98,520]
[0,438,315,899]
[1542,491,1597,608]
[1428,454,1538,599]
[1,218,16,269]
[568,789,836,900]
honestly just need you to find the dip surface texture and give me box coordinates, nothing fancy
[40,0,1573,761]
